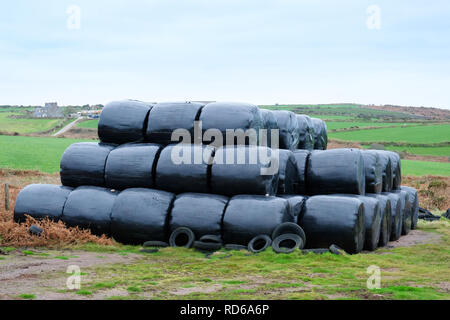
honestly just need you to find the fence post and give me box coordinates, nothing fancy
[5,183,9,211]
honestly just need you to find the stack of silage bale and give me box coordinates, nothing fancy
[14,100,417,254]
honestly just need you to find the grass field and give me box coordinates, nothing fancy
[0,135,94,173]
[367,146,450,157]
[330,124,450,144]
[0,112,64,134]
[77,120,99,129]
[326,122,412,130]
[401,160,450,177]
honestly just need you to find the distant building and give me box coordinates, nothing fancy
[33,102,64,118]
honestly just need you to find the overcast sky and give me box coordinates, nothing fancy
[1,0,449,109]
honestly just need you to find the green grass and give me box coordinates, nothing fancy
[0,112,65,134]
[326,121,413,130]
[329,124,450,144]
[0,135,96,173]
[373,145,450,157]
[401,160,450,176]
[68,220,449,300]
[77,120,98,129]
[19,294,36,299]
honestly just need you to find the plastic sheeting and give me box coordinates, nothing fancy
[382,192,403,241]
[362,150,383,194]
[375,151,393,192]
[277,150,298,194]
[393,190,411,235]
[299,195,365,254]
[295,115,314,150]
[367,193,392,247]
[199,102,263,145]
[155,144,214,194]
[98,100,153,144]
[272,110,300,150]
[311,118,327,150]
[111,188,175,244]
[306,148,365,195]
[259,109,278,148]
[380,151,401,190]
[169,193,228,239]
[14,184,72,223]
[336,195,382,251]
[146,102,205,145]
[292,150,310,195]
[211,146,279,196]
[62,186,119,236]
[60,142,115,188]
[400,186,419,230]
[222,195,293,245]
[105,143,162,190]
[279,195,306,222]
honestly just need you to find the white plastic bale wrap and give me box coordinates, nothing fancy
[60,142,116,188]
[14,184,73,223]
[98,100,153,144]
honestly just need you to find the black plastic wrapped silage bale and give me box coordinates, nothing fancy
[379,151,401,190]
[362,150,383,194]
[169,193,229,239]
[259,109,279,148]
[111,188,175,244]
[98,100,154,144]
[292,150,310,195]
[375,151,393,192]
[311,118,327,150]
[393,190,411,235]
[105,143,162,190]
[211,146,279,196]
[223,195,293,245]
[272,110,300,150]
[155,144,214,194]
[279,195,306,221]
[14,184,73,223]
[366,193,392,247]
[299,196,365,254]
[60,142,116,188]
[146,102,205,145]
[400,186,419,230]
[61,186,119,236]
[295,115,313,150]
[306,148,365,195]
[277,150,298,195]
[382,192,403,241]
[335,195,382,251]
[199,102,263,145]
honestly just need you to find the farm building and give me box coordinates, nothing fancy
[33,102,64,118]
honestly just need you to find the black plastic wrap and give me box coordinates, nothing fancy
[223,195,293,245]
[277,150,298,194]
[362,150,383,194]
[98,100,153,144]
[105,143,162,190]
[14,184,72,223]
[393,190,411,235]
[199,102,263,145]
[295,115,314,150]
[111,188,175,244]
[299,195,365,254]
[155,144,214,194]
[211,146,279,196]
[375,151,393,192]
[335,195,382,251]
[169,193,228,239]
[380,151,401,190]
[279,195,306,221]
[60,142,116,188]
[259,109,279,148]
[400,186,419,230]
[146,102,205,145]
[292,150,310,195]
[272,110,300,150]
[61,186,119,236]
[311,118,327,150]
[306,148,365,195]
[367,193,392,247]
[382,192,403,241]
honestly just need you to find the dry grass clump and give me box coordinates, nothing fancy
[403,175,450,211]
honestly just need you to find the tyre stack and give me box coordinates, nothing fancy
[14,100,417,254]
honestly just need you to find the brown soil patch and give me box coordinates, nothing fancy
[385,230,442,248]
[59,128,98,140]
